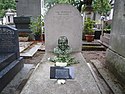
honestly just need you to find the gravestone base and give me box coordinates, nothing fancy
[20,52,100,94]
[106,49,125,86]
[0,57,24,92]
[0,53,17,71]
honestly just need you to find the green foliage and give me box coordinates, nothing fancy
[93,0,111,16]
[49,55,78,66]
[84,18,95,35]
[30,16,44,36]
[0,0,16,17]
[45,0,80,10]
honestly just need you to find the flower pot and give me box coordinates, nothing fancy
[56,62,67,67]
[19,37,29,42]
[34,34,41,41]
[85,34,94,42]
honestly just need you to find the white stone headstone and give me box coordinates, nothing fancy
[45,4,82,52]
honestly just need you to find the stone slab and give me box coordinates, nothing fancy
[0,53,16,71]
[45,4,83,52]
[19,42,33,52]
[20,52,101,94]
[0,57,24,92]
[108,0,125,57]
[20,43,41,57]
[1,64,34,94]
[91,59,125,94]
[106,49,125,86]
[16,0,41,17]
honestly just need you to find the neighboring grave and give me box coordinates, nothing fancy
[0,25,19,58]
[0,25,24,92]
[20,4,101,94]
[16,0,41,17]
[106,0,125,85]
[45,4,83,52]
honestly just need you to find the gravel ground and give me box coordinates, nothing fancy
[24,50,106,66]
[82,51,106,64]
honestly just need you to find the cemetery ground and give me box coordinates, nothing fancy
[1,44,125,94]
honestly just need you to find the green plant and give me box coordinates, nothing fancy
[84,18,95,35]
[30,15,44,36]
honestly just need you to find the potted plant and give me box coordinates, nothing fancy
[84,18,95,42]
[30,16,44,41]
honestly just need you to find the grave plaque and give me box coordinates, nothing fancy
[55,68,69,79]
[50,66,74,79]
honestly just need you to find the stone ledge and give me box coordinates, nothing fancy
[106,49,125,86]
[20,52,101,94]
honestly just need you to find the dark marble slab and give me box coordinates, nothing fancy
[0,25,19,58]
[0,57,24,92]
[0,53,16,71]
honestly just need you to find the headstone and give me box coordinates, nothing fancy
[106,0,125,85]
[0,25,19,58]
[0,25,24,92]
[14,16,31,33]
[45,4,83,52]
[16,0,41,17]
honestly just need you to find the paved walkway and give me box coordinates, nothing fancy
[20,52,101,94]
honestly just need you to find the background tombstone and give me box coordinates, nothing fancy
[0,25,20,58]
[45,4,83,52]
[106,0,125,85]
[16,0,41,17]
[0,25,24,92]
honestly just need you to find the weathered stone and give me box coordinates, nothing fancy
[45,4,83,52]
[16,0,41,17]
[106,49,125,85]
[106,0,125,85]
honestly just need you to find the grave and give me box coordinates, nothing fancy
[20,4,101,94]
[14,16,31,34]
[0,25,24,92]
[16,0,41,17]
[106,0,125,86]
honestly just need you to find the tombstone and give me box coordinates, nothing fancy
[0,25,24,92]
[45,4,83,52]
[106,0,125,85]
[16,0,41,17]
[14,16,32,34]
[20,4,101,94]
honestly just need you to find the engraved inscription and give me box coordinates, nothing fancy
[55,10,72,15]
[0,28,16,52]
[55,68,69,79]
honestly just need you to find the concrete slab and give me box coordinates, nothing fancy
[20,52,101,94]
[20,43,41,57]
[91,59,125,94]
[19,42,33,52]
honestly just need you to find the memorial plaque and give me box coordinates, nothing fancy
[50,66,74,79]
[55,68,69,79]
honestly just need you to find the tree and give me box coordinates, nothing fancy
[45,0,82,11]
[92,0,112,16]
[0,0,16,17]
